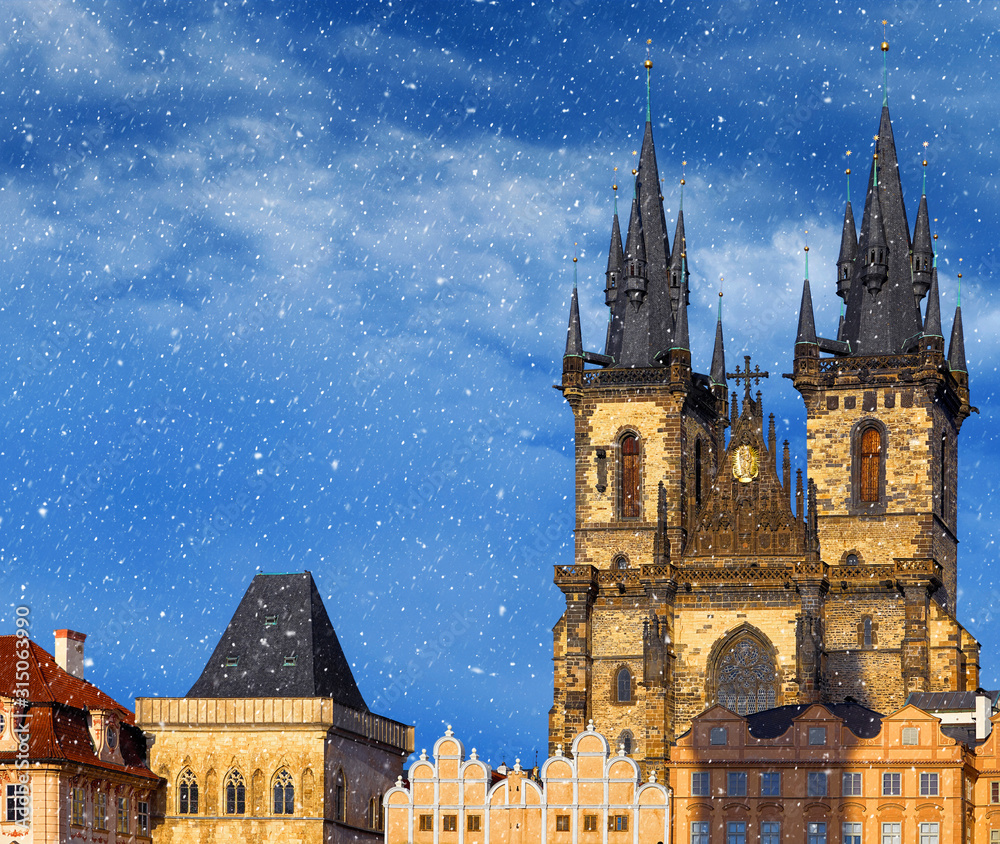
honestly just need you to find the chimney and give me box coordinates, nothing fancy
[54,630,86,679]
[976,689,994,741]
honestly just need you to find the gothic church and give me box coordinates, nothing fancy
[551,46,978,778]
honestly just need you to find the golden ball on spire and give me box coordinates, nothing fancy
[573,257,577,263]
[923,160,928,167]
[680,178,686,186]
[804,246,810,252]
[846,168,851,175]
[632,168,637,176]
[613,184,618,191]
[644,59,653,69]
[881,40,889,51]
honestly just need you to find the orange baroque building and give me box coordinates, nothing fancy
[384,725,670,844]
[668,700,988,844]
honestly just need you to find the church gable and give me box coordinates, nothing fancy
[686,359,806,559]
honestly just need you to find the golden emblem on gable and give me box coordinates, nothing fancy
[732,444,759,484]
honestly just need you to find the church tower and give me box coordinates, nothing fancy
[790,39,978,705]
[551,44,979,778]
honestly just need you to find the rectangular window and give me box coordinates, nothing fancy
[71,788,86,826]
[761,772,781,797]
[225,656,238,667]
[843,822,862,844]
[117,797,129,834]
[419,814,433,831]
[442,814,457,832]
[283,655,297,667]
[710,727,727,745]
[902,727,919,745]
[990,831,1000,844]
[608,815,628,832]
[556,814,570,831]
[808,726,826,745]
[584,815,598,832]
[807,771,828,797]
[726,821,746,844]
[760,821,780,844]
[807,822,826,844]
[467,814,481,832]
[920,772,939,797]
[727,771,747,797]
[842,772,862,797]
[992,781,1000,804]
[6,784,29,825]
[264,614,278,626]
[692,771,710,796]
[882,772,901,796]
[881,822,901,844]
[691,821,710,844]
[138,801,150,837]
[919,822,939,844]
[95,792,108,830]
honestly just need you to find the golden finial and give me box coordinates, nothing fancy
[632,169,637,176]
[881,20,889,51]
[613,165,618,192]
[873,134,879,142]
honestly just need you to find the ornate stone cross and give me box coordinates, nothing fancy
[728,355,769,403]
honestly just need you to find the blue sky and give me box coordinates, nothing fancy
[2,0,999,764]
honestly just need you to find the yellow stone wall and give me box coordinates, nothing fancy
[136,697,411,844]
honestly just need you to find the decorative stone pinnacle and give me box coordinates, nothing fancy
[587,719,595,732]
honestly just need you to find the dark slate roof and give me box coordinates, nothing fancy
[564,282,583,358]
[187,572,368,710]
[949,305,967,373]
[840,106,923,355]
[746,702,883,740]
[907,690,1000,711]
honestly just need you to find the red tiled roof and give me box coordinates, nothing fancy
[0,636,158,782]
[0,637,133,720]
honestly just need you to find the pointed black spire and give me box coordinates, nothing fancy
[840,103,923,355]
[912,187,934,301]
[795,249,818,348]
[710,293,726,388]
[622,194,648,307]
[949,296,967,374]
[670,256,690,352]
[836,200,857,302]
[605,208,624,307]
[922,258,942,340]
[668,196,688,317]
[565,260,583,360]
[860,156,890,297]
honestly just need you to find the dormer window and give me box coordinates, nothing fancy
[283,655,298,667]
[265,615,278,627]
[225,656,239,668]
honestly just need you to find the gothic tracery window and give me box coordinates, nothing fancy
[178,769,199,815]
[716,638,777,715]
[225,770,246,815]
[272,769,294,815]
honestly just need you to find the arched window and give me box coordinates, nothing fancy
[863,617,873,648]
[614,555,629,570]
[859,427,881,502]
[616,667,632,703]
[620,434,641,518]
[178,769,199,815]
[225,770,246,815]
[715,637,777,715]
[272,769,294,815]
[368,795,383,830]
[334,770,346,823]
[618,730,634,755]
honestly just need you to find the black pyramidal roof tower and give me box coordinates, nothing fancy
[187,572,368,711]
